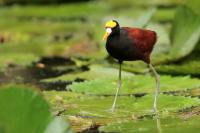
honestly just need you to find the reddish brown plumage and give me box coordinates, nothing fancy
[105,20,157,64]
[122,27,157,63]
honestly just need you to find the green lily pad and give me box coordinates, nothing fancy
[106,0,184,8]
[156,60,200,76]
[0,85,72,133]
[153,8,175,22]
[44,91,200,132]
[0,3,108,20]
[69,75,200,95]
[99,116,200,133]
[170,6,200,59]
[42,65,134,82]
[132,8,157,28]
[0,53,39,72]
[44,91,200,118]
[185,0,200,15]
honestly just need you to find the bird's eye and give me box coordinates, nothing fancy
[106,28,112,33]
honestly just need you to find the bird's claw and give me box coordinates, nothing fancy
[108,107,115,113]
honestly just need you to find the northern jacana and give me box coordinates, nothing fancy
[102,20,160,113]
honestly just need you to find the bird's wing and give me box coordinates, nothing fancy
[122,27,157,53]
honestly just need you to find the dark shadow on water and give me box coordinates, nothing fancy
[38,80,72,91]
[78,124,102,133]
[0,56,89,91]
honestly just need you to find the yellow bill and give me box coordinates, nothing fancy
[102,28,112,41]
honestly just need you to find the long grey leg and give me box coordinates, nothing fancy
[111,62,122,112]
[149,64,160,113]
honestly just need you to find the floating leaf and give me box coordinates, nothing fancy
[0,85,73,133]
[170,6,200,59]
[106,0,184,8]
[44,91,200,131]
[42,65,134,82]
[0,3,108,20]
[156,60,200,76]
[69,75,200,95]
[153,8,175,22]
[133,8,157,28]
[99,116,200,133]
[0,53,39,71]
[185,0,200,15]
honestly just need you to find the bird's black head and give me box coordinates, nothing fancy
[102,20,120,41]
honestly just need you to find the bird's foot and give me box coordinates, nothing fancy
[107,106,115,113]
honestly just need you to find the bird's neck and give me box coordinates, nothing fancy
[110,28,120,37]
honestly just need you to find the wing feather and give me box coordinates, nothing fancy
[122,27,157,53]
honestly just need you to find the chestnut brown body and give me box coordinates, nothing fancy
[106,27,157,64]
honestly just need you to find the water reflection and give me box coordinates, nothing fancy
[156,114,163,133]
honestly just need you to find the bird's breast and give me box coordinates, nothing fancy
[106,35,139,61]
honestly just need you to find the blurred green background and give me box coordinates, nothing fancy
[0,0,199,76]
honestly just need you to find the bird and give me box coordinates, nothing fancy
[102,20,160,113]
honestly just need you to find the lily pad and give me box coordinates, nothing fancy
[185,0,200,15]
[0,3,108,20]
[170,6,200,59]
[0,53,39,72]
[44,91,200,132]
[132,8,157,28]
[153,8,175,22]
[105,0,184,8]
[42,65,134,82]
[0,85,72,133]
[156,60,200,76]
[69,75,200,95]
[99,116,200,133]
